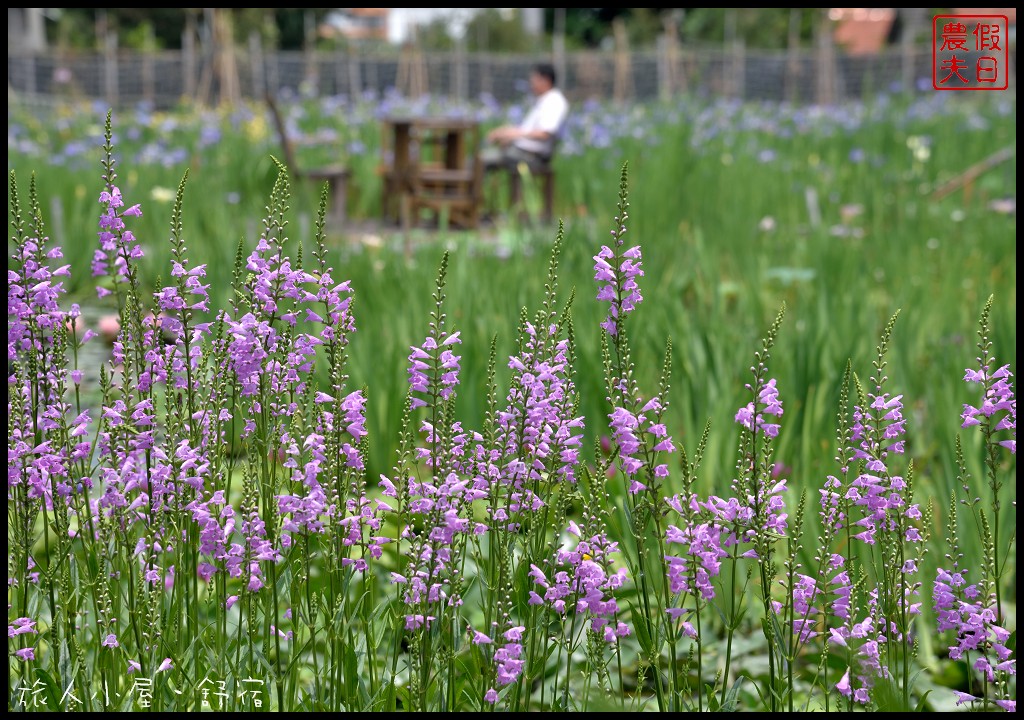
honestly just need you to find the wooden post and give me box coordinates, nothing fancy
[732,38,745,100]
[455,36,468,100]
[397,43,408,96]
[195,8,216,107]
[656,35,668,101]
[815,9,837,105]
[183,12,197,101]
[481,52,492,97]
[24,54,37,96]
[785,8,801,103]
[366,53,377,96]
[303,9,318,94]
[613,18,631,104]
[268,50,280,99]
[553,8,566,96]
[412,35,427,98]
[215,9,240,107]
[724,10,737,97]
[104,28,119,108]
[142,24,156,105]
[249,31,265,101]
[397,32,427,99]
[347,46,361,97]
[333,50,344,97]
[662,12,682,96]
[901,8,924,94]
[672,10,686,94]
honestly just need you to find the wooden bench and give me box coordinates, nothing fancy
[266,93,351,227]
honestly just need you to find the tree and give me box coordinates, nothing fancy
[46,8,329,50]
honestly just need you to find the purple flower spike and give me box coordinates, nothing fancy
[594,244,644,338]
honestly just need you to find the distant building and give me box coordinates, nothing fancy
[319,8,390,42]
[831,7,1017,55]
[831,8,895,56]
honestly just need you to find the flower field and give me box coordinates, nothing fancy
[6,89,1016,711]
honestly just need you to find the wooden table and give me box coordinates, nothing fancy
[380,117,481,226]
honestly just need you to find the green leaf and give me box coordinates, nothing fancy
[873,675,911,713]
[704,682,720,711]
[721,676,745,712]
[915,689,933,712]
[31,668,64,711]
[629,601,654,652]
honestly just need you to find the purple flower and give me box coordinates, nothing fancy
[102,633,119,648]
[530,524,630,642]
[836,668,852,697]
[16,647,35,662]
[594,244,644,337]
[7,618,37,637]
[735,378,783,437]
[962,362,1016,453]
[664,507,728,603]
[407,332,462,410]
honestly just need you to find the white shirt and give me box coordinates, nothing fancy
[514,88,569,157]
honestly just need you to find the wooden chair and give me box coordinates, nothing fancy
[266,93,351,227]
[486,132,561,225]
[402,124,484,230]
[506,155,556,225]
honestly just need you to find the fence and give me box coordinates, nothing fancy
[7,43,1015,110]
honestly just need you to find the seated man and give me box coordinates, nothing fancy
[483,63,569,171]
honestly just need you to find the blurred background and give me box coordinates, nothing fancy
[9,8,1017,106]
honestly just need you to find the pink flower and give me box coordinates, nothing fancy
[836,668,852,697]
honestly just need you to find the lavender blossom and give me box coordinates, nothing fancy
[735,378,783,437]
[962,363,1016,454]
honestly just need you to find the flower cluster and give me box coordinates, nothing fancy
[408,331,462,410]
[664,494,728,606]
[93,184,143,296]
[962,363,1016,454]
[933,568,1015,682]
[607,395,674,495]
[529,521,630,643]
[497,321,584,495]
[735,378,784,437]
